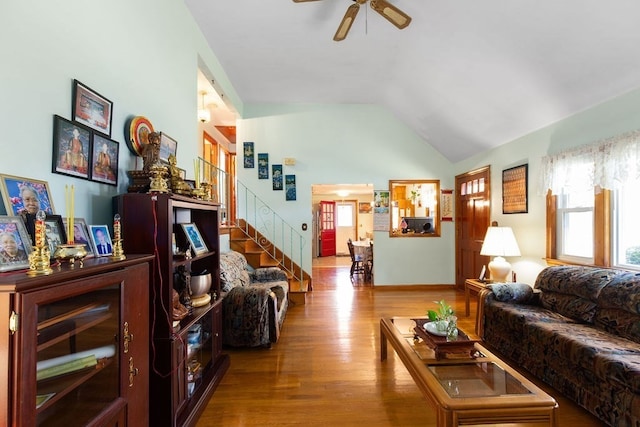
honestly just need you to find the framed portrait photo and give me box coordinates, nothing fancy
[158,132,178,164]
[181,223,208,255]
[91,133,119,186]
[62,218,94,258]
[0,216,33,272]
[89,225,113,257]
[44,215,67,257]
[72,79,113,136]
[52,115,91,179]
[0,174,55,217]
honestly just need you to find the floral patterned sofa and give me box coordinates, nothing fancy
[219,251,289,347]
[477,265,640,427]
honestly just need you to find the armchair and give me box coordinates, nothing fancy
[219,251,289,347]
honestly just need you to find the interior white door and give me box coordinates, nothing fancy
[336,201,357,256]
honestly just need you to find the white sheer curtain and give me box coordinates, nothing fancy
[540,130,640,195]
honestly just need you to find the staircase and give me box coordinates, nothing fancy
[230,220,311,305]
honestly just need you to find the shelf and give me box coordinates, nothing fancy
[37,304,112,352]
[36,357,114,413]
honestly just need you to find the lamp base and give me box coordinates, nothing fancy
[488,256,511,283]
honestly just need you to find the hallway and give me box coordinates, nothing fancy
[196,261,602,426]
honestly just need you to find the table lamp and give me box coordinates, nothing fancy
[480,223,521,282]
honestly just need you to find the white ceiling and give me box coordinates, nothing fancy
[186,0,640,163]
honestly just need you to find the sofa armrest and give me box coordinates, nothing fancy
[250,267,288,283]
[223,285,278,346]
[476,288,494,338]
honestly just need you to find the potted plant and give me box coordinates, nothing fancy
[427,300,457,338]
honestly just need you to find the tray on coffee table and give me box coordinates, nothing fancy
[411,318,480,360]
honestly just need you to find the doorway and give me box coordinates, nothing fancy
[455,166,491,290]
[336,200,358,256]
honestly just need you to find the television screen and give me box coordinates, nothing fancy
[403,217,434,234]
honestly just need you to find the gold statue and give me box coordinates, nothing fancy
[142,132,161,173]
[167,154,194,196]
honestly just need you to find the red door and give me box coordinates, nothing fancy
[320,201,336,256]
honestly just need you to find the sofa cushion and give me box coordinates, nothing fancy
[539,291,598,324]
[529,321,640,393]
[597,271,640,315]
[595,308,640,344]
[534,265,623,301]
[220,251,251,292]
[488,282,534,303]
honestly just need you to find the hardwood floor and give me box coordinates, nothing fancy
[196,258,605,426]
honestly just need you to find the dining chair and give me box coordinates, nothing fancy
[347,239,366,279]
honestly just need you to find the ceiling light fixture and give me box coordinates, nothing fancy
[197,91,211,123]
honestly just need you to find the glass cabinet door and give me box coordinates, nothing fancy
[185,310,213,398]
[24,283,122,426]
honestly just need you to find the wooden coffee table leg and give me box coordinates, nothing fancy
[380,321,388,361]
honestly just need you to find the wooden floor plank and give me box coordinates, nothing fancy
[196,259,604,426]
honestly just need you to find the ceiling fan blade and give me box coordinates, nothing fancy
[370,0,412,29]
[333,3,360,41]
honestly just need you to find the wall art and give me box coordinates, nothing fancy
[272,164,283,190]
[502,164,528,214]
[72,79,113,136]
[258,153,269,179]
[285,174,296,201]
[243,142,254,168]
[52,115,91,179]
[91,133,119,186]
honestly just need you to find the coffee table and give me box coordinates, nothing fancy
[380,317,557,427]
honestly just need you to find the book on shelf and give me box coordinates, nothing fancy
[37,354,97,381]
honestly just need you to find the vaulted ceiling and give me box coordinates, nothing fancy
[186,0,640,163]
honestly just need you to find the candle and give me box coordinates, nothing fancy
[113,214,121,240]
[194,159,200,188]
[35,210,45,247]
[65,185,75,244]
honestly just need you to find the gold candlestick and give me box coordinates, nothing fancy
[27,210,53,276]
[110,213,126,261]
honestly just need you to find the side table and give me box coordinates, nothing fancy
[464,278,489,316]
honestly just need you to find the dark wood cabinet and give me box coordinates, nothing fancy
[0,255,153,427]
[114,193,229,427]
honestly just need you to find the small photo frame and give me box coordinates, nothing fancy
[91,133,119,185]
[44,215,67,257]
[502,164,528,214]
[158,132,178,164]
[0,216,33,272]
[478,265,487,282]
[89,225,113,256]
[52,115,91,179]
[181,223,208,255]
[0,174,55,216]
[72,79,113,136]
[63,218,95,258]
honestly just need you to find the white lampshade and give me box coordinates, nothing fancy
[480,226,521,282]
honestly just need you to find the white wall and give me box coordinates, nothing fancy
[0,0,240,224]
[238,104,456,285]
[454,87,640,285]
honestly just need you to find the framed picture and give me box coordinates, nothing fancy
[52,115,91,179]
[0,216,33,272]
[502,164,528,214]
[243,142,254,168]
[181,223,208,255]
[158,132,178,164]
[285,175,296,201]
[358,202,372,214]
[89,225,113,256]
[62,218,95,258]
[478,265,487,282]
[0,174,55,216]
[72,79,113,136]
[272,164,283,190]
[258,153,269,179]
[91,133,119,185]
[44,215,67,256]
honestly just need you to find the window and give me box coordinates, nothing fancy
[556,190,594,263]
[336,204,353,227]
[613,178,640,268]
[543,130,640,269]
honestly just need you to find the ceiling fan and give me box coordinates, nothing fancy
[293,0,412,41]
